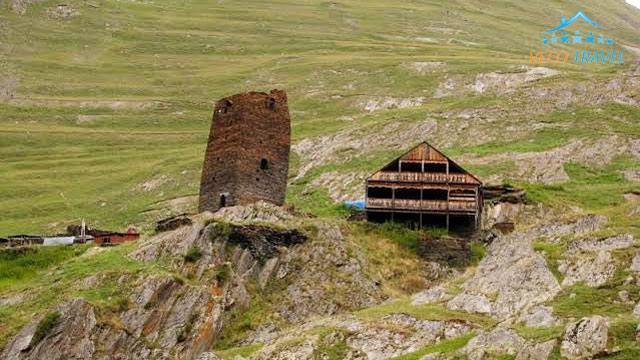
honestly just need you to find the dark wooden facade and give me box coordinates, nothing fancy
[199,90,291,212]
[365,142,482,231]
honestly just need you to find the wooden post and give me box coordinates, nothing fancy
[419,213,423,229]
[391,186,395,222]
[446,213,450,231]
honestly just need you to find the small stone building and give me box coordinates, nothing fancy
[365,142,483,231]
[199,90,291,212]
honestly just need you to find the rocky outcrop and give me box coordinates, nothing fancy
[2,203,392,360]
[470,67,560,95]
[461,136,632,184]
[346,314,472,360]
[359,96,425,112]
[462,328,555,360]
[558,250,616,287]
[560,316,609,359]
[2,299,96,360]
[518,305,558,328]
[536,214,607,243]
[447,230,561,320]
[251,314,473,360]
[568,234,634,252]
[411,286,450,305]
[558,234,633,288]
[447,293,492,314]
[275,223,384,322]
[212,201,294,225]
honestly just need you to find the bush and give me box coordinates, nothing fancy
[31,312,61,347]
[184,246,203,263]
[214,264,230,284]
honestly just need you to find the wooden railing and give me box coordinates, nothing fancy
[366,198,477,212]
[369,172,476,184]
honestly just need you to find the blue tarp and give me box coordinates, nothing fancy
[344,200,365,209]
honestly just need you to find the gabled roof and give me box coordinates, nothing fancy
[545,11,602,33]
[367,141,482,184]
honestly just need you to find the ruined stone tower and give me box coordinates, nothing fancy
[198,90,291,212]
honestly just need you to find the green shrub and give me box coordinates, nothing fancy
[31,312,61,347]
[214,264,231,284]
[184,246,203,263]
[468,241,487,265]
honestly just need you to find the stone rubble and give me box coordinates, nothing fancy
[560,316,609,359]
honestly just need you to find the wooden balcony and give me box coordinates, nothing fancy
[368,171,478,184]
[366,198,477,213]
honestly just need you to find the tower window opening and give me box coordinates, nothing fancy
[260,158,269,170]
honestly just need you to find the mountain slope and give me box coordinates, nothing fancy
[0,0,639,234]
[1,1,640,359]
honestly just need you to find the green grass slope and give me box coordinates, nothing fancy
[0,0,639,236]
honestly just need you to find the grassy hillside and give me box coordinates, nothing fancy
[0,0,639,236]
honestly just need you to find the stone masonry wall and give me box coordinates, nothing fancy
[198,90,291,212]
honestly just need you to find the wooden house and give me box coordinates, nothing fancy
[365,142,482,231]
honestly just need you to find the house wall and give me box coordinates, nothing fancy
[94,233,139,245]
[198,90,291,212]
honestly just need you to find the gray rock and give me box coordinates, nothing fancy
[411,286,450,305]
[256,334,319,360]
[560,316,608,359]
[196,353,222,360]
[519,305,557,327]
[538,215,608,243]
[634,302,640,318]
[559,251,615,287]
[2,299,97,360]
[447,293,492,314]
[258,257,280,289]
[1,316,40,359]
[346,314,472,360]
[213,201,293,225]
[618,290,631,303]
[463,328,526,360]
[516,340,556,360]
[631,251,640,272]
[447,230,561,319]
[568,234,634,252]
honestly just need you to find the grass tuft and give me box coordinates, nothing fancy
[30,312,61,348]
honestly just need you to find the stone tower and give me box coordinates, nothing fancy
[198,89,291,212]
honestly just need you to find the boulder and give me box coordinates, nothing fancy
[447,231,561,319]
[411,286,450,305]
[560,316,608,359]
[516,340,556,360]
[518,305,557,327]
[559,251,615,287]
[462,328,525,360]
[447,293,492,314]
